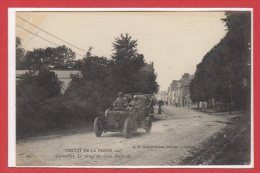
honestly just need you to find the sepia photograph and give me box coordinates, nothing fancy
[9,9,252,167]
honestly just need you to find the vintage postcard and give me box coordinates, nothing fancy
[7,8,253,168]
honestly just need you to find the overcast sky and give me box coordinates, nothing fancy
[16,11,227,91]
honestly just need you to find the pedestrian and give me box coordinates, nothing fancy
[158,100,163,114]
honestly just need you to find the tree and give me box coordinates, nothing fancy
[16,70,62,138]
[50,45,76,69]
[190,11,251,111]
[17,70,62,98]
[65,34,158,121]
[112,33,138,63]
[223,12,251,110]
[16,37,25,70]
[137,64,159,94]
[111,33,148,93]
[80,56,110,82]
[190,63,208,103]
[65,57,114,122]
[23,45,76,70]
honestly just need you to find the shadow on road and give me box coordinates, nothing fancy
[101,131,147,138]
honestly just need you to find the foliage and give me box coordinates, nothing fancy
[137,64,159,94]
[190,11,251,110]
[17,70,62,98]
[110,33,157,93]
[112,33,139,63]
[22,45,76,70]
[64,34,158,121]
[16,70,63,138]
[16,37,25,70]
[65,56,115,120]
[16,34,159,138]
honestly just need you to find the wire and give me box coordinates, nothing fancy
[16,15,87,53]
[16,24,59,47]
[16,24,85,58]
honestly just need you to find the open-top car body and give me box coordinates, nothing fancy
[94,94,154,138]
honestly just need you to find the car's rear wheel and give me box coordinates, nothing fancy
[94,117,103,137]
[123,118,133,138]
[145,118,152,134]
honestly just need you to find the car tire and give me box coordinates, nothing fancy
[123,118,133,138]
[94,117,103,137]
[145,118,152,134]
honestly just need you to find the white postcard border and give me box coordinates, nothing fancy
[8,7,254,168]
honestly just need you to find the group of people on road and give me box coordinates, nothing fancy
[113,92,142,111]
[113,92,153,113]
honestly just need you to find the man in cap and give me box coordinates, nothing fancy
[113,92,128,111]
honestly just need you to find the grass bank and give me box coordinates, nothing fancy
[179,111,251,165]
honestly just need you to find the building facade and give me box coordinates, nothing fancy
[168,73,193,107]
[155,91,168,105]
[167,80,178,105]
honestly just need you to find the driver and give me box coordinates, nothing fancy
[113,92,128,111]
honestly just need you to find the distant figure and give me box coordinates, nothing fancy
[149,96,155,114]
[113,92,128,111]
[158,100,163,114]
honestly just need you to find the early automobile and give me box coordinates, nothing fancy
[94,94,154,138]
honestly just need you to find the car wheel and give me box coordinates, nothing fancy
[145,119,152,134]
[94,117,103,137]
[123,118,133,138]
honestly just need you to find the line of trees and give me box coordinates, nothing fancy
[190,12,251,112]
[16,37,76,70]
[16,34,158,138]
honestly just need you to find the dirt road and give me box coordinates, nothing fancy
[16,107,240,166]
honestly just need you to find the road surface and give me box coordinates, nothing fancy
[16,107,239,166]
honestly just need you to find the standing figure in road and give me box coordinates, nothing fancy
[150,97,154,114]
[158,100,163,114]
[113,92,128,111]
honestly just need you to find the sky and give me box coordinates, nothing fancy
[16,11,227,91]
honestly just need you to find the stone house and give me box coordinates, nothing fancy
[168,73,193,107]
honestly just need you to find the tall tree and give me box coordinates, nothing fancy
[190,11,251,111]
[223,11,251,109]
[137,63,159,94]
[111,33,146,93]
[16,37,25,70]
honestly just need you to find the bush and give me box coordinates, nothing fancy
[65,77,115,121]
[16,70,62,138]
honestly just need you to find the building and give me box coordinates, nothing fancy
[16,70,80,93]
[167,80,178,105]
[168,73,193,107]
[155,91,168,105]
